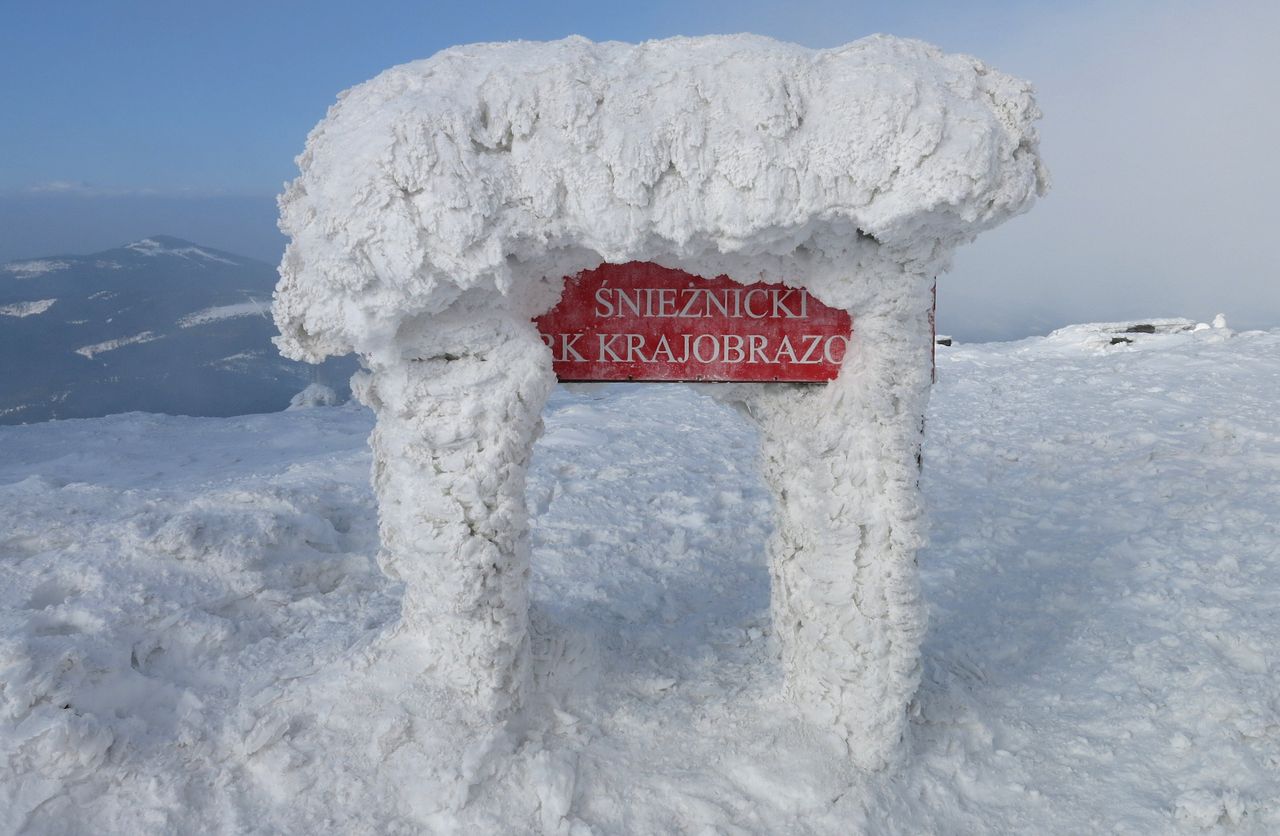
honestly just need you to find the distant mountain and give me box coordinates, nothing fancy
[0,236,356,424]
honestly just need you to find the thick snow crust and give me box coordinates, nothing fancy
[1,327,1277,832]
[273,34,1046,767]
[275,34,1045,365]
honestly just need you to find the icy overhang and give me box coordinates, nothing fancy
[274,34,1047,364]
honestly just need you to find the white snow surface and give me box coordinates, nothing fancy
[178,300,270,328]
[0,299,57,318]
[1,326,1277,833]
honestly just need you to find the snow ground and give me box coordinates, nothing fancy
[1,326,1276,833]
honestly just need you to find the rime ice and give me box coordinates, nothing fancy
[274,34,1047,768]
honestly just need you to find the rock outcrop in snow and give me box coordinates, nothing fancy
[274,34,1046,768]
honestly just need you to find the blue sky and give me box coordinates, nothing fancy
[2,0,1277,338]
[1,0,1047,195]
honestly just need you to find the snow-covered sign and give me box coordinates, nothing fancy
[273,34,1048,773]
[535,262,851,382]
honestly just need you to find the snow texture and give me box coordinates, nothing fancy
[274,34,1047,766]
[1,326,1277,833]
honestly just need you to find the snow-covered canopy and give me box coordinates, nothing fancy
[274,34,1047,364]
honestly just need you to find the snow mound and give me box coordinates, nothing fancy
[275,34,1047,364]
[0,299,56,318]
[287,382,341,409]
[1011,317,1244,355]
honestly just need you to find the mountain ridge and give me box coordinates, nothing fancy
[0,236,354,424]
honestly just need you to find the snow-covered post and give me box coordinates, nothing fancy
[743,285,934,768]
[351,317,552,717]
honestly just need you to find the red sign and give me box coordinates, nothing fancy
[534,262,852,382]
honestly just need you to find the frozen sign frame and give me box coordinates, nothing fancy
[274,34,1047,773]
[535,262,852,382]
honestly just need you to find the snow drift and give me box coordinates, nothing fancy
[274,34,1047,768]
